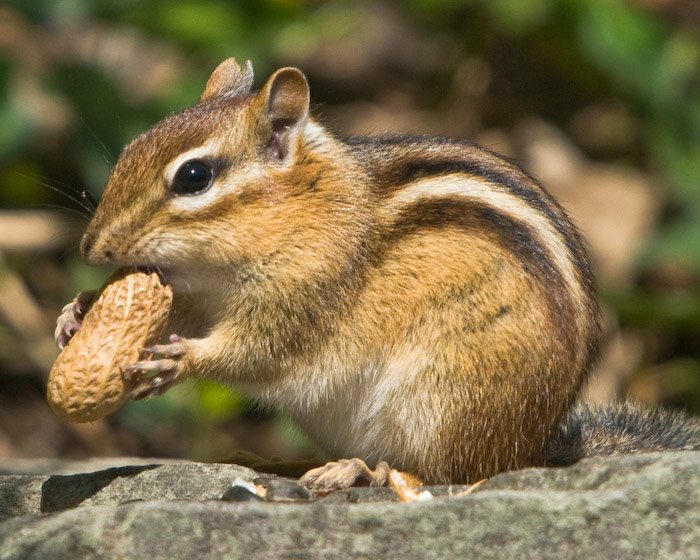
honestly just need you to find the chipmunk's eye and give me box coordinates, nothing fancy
[171,160,214,195]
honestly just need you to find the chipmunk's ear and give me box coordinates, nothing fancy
[260,67,310,161]
[201,58,254,101]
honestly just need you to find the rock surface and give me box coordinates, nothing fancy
[1,451,699,559]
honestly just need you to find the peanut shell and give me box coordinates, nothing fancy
[47,271,173,423]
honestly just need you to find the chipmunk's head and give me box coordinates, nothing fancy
[81,58,332,288]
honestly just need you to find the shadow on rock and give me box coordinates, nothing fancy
[40,464,160,512]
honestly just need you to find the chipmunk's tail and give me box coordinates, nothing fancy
[544,401,700,467]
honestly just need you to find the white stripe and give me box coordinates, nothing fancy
[304,121,326,144]
[387,174,586,324]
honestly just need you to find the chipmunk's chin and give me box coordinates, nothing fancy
[146,266,210,295]
[133,263,229,296]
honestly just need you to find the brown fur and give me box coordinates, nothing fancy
[80,58,602,484]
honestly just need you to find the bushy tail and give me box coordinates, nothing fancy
[545,401,700,467]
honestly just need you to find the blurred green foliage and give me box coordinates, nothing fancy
[0,0,698,457]
[2,0,697,261]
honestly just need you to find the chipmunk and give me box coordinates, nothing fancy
[55,58,700,490]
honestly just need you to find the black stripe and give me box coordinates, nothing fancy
[399,160,587,270]
[384,197,578,345]
[345,135,595,304]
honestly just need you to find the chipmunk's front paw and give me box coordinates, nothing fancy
[54,290,96,349]
[299,459,391,494]
[121,334,191,399]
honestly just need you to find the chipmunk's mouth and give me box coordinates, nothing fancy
[134,266,171,286]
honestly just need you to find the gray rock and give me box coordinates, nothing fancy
[0,460,257,517]
[1,451,698,559]
[0,456,187,476]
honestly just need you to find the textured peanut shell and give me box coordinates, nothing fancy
[47,271,172,423]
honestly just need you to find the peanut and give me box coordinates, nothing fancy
[47,271,173,423]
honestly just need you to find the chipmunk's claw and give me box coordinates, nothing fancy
[140,334,188,359]
[122,334,190,399]
[54,290,96,349]
[299,459,391,494]
[56,320,80,350]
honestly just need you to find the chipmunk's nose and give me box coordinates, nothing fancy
[80,231,113,264]
[79,232,94,258]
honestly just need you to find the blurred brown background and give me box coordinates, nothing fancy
[0,0,698,462]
